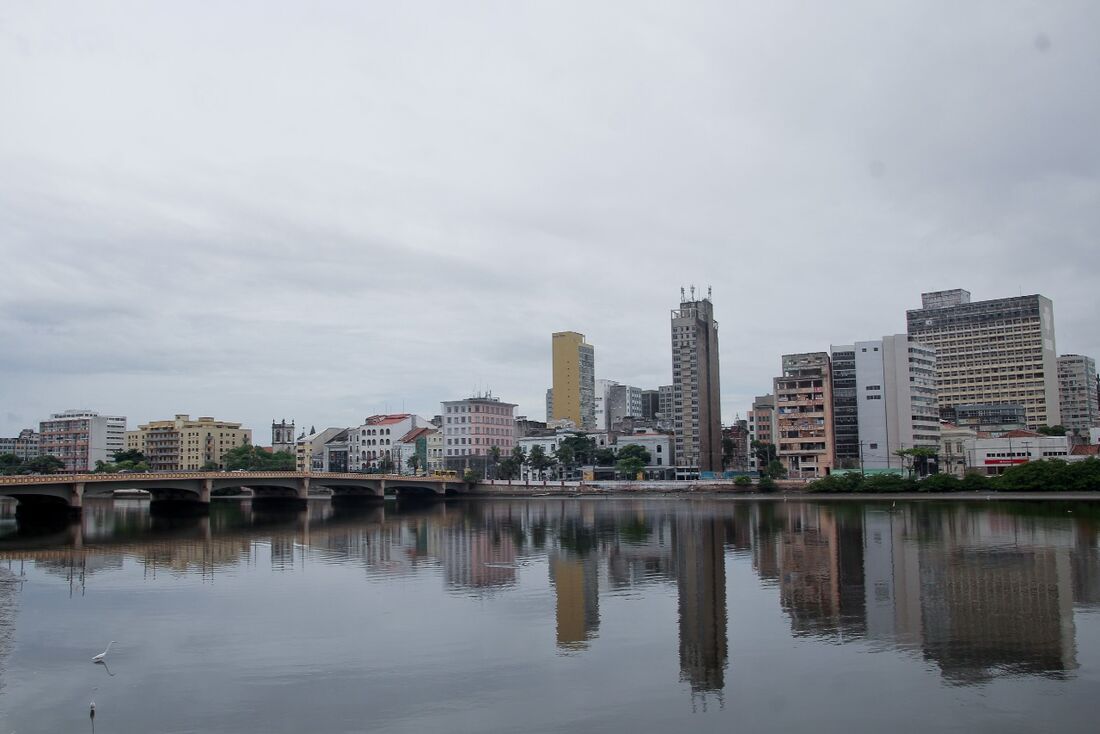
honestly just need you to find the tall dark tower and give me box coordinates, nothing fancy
[671,287,722,472]
[271,419,295,453]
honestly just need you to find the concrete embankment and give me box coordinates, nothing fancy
[467,481,1100,501]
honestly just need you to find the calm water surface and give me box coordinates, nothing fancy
[0,497,1098,733]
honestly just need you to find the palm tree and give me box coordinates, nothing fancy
[488,445,501,480]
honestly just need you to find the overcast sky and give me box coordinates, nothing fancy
[2,1,1098,439]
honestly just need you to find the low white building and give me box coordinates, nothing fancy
[964,432,1077,476]
[616,430,672,469]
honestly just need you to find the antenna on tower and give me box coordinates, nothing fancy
[680,286,685,301]
[708,286,712,300]
[690,285,696,300]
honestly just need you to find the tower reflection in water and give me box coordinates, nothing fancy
[1,497,1096,697]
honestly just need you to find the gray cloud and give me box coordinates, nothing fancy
[1,1,1098,435]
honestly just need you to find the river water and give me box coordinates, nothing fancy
[0,497,1097,733]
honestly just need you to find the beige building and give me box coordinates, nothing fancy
[774,353,834,478]
[427,429,444,473]
[127,415,251,471]
[906,289,1060,429]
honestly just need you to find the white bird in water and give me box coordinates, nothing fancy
[91,642,116,663]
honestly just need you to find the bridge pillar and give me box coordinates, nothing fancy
[70,482,84,517]
[298,477,310,500]
[200,479,213,504]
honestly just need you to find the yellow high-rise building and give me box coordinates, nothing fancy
[551,331,595,429]
[126,414,252,471]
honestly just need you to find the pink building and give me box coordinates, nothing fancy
[441,395,517,474]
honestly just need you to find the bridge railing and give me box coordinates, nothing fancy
[0,471,455,486]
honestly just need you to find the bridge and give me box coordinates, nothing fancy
[0,472,465,516]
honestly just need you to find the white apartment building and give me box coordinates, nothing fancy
[593,379,617,430]
[348,414,434,471]
[854,336,939,470]
[40,410,126,472]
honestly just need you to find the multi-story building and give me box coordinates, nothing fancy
[853,336,939,471]
[671,291,722,471]
[947,403,1027,434]
[40,410,127,472]
[593,378,617,430]
[607,383,643,431]
[551,331,596,429]
[127,415,250,471]
[641,390,660,420]
[774,353,833,478]
[1057,355,1099,433]
[348,414,433,471]
[0,429,40,461]
[747,394,776,473]
[442,395,517,475]
[658,385,674,420]
[830,346,860,469]
[545,389,554,423]
[393,427,435,475]
[906,289,1060,429]
[426,429,445,473]
[723,420,749,472]
[321,429,350,472]
[296,427,345,471]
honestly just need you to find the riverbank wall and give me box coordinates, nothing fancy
[466,479,1100,501]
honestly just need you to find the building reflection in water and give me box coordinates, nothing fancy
[1,497,1097,697]
[673,508,727,695]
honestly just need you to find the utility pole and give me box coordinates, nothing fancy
[859,440,866,477]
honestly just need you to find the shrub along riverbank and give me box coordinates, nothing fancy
[806,457,1100,493]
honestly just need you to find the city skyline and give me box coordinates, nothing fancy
[2,284,1096,441]
[2,3,1099,437]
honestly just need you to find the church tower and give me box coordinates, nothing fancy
[272,419,296,453]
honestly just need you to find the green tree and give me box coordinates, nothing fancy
[752,440,777,466]
[615,444,651,478]
[378,454,396,474]
[1037,425,1067,436]
[223,444,296,471]
[553,443,575,474]
[24,455,65,474]
[200,460,221,471]
[0,453,22,475]
[406,454,421,475]
[111,449,146,463]
[594,448,617,467]
[526,445,555,478]
[488,445,501,479]
[497,456,519,480]
[765,460,787,479]
[557,435,597,466]
[721,436,736,469]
